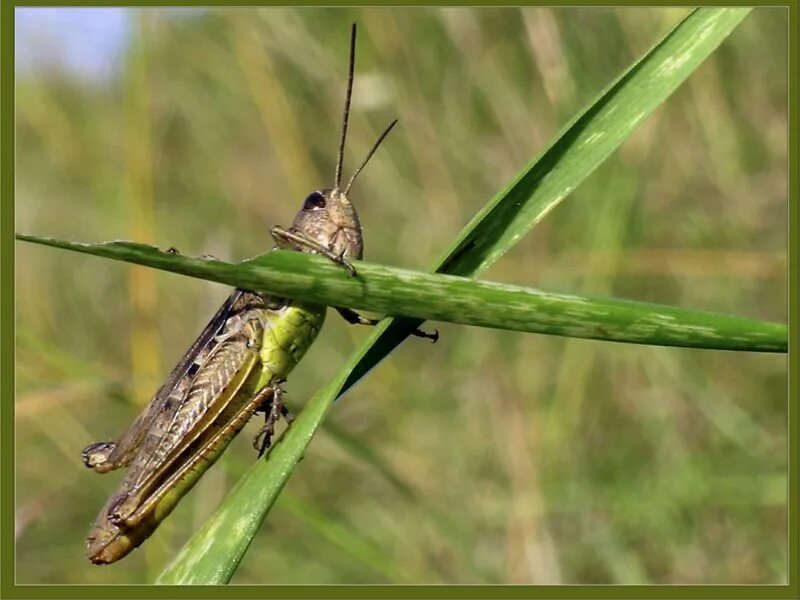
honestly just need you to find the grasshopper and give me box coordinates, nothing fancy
[81,24,436,565]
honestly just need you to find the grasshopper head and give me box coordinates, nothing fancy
[288,187,363,260]
[280,23,396,264]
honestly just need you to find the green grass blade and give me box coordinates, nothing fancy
[159,9,755,584]
[21,7,759,584]
[341,7,754,392]
[15,236,784,352]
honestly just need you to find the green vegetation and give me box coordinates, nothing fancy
[15,7,787,584]
[15,236,787,353]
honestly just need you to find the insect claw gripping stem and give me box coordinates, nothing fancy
[252,416,275,458]
[336,307,439,342]
[334,251,358,277]
[421,328,439,344]
[270,225,358,276]
[407,326,439,343]
[253,380,289,458]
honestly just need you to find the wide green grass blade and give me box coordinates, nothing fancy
[155,373,347,583]
[23,7,758,584]
[15,236,784,352]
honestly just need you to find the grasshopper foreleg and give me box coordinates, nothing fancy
[335,307,439,343]
[270,225,357,276]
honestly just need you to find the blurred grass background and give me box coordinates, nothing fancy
[14,7,787,584]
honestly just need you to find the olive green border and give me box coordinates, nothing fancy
[2,2,797,599]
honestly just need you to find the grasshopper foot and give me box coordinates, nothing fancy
[416,328,439,343]
[82,441,117,470]
[336,308,438,341]
[253,382,290,458]
[333,254,357,277]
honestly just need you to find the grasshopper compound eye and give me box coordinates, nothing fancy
[302,191,327,211]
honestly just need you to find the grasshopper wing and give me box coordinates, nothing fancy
[102,292,270,520]
[85,293,272,563]
[82,290,244,473]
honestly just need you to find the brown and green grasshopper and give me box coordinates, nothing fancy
[81,24,436,565]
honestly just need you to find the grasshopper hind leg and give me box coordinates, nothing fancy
[252,379,293,458]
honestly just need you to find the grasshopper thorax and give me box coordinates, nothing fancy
[289,187,363,260]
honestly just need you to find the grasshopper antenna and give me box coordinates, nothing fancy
[335,23,357,190]
[343,119,398,195]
